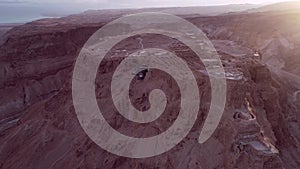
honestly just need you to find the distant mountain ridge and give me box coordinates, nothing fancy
[247,1,300,13]
[0,3,259,23]
[80,4,260,16]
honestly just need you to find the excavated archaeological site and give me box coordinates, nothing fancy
[0,2,300,169]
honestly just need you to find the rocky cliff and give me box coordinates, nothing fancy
[0,8,299,169]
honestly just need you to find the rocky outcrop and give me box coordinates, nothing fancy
[0,9,299,169]
[0,23,101,133]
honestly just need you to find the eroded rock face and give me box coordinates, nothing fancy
[0,9,299,169]
[0,24,101,133]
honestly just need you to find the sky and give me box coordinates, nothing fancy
[0,0,300,23]
[1,0,300,8]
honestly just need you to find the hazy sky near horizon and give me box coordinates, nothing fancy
[1,0,300,23]
[1,0,300,8]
